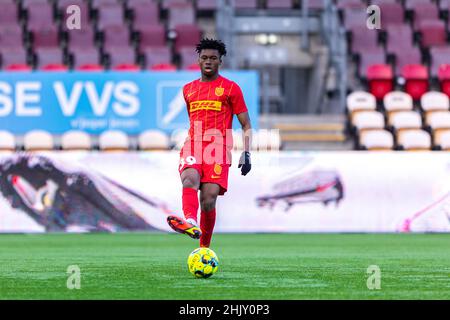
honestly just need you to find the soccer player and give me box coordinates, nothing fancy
[167,39,252,248]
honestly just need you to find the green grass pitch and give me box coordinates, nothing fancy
[0,233,449,299]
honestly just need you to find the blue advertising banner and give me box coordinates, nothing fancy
[0,71,259,134]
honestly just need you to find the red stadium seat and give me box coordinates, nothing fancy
[40,64,69,71]
[402,64,429,100]
[113,63,140,71]
[367,64,394,100]
[185,63,200,71]
[438,64,450,97]
[76,64,105,71]
[150,63,177,71]
[4,64,32,72]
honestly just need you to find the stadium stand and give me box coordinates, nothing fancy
[0,131,16,152]
[61,130,93,151]
[0,0,448,152]
[99,130,130,151]
[138,130,171,150]
[23,130,55,151]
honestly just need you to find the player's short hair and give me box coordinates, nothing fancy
[196,38,227,58]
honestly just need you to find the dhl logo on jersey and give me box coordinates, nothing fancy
[190,100,222,112]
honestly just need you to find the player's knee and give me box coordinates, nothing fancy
[200,196,216,212]
[182,176,199,189]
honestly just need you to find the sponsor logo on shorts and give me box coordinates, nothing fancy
[213,164,222,175]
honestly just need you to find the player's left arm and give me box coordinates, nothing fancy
[231,83,252,176]
[237,112,252,176]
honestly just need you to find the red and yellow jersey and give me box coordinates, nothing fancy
[183,75,248,145]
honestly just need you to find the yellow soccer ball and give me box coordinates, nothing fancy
[187,247,219,278]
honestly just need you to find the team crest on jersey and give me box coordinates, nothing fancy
[214,164,222,175]
[215,87,224,97]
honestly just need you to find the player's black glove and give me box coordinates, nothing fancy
[238,151,251,176]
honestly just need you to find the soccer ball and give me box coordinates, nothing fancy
[187,247,219,278]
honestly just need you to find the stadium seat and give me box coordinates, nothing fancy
[173,24,202,53]
[35,47,65,69]
[266,0,292,9]
[197,0,217,11]
[402,64,429,100]
[161,0,191,10]
[4,64,32,72]
[0,25,23,48]
[167,3,195,30]
[383,91,414,115]
[29,25,59,50]
[417,20,448,48]
[91,0,119,10]
[66,26,96,50]
[40,64,69,71]
[231,0,259,9]
[185,63,201,71]
[408,2,440,29]
[23,130,54,151]
[359,130,394,151]
[102,25,131,50]
[61,130,92,151]
[142,47,173,69]
[336,0,365,10]
[25,3,55,30]
[0,48,28,69]
[96,4,125,30]
[358,48,386,79]
[70,47,101,69]
[342,9,368,29]
[99,130,130,151]
[178,46,199,70]
[138,25,167,51]
[76,64,104,71]
[0,3,19,27]
[376,2,404,28]
[420,91,450,115]
[0,130,16,152]
[392,47,422,76]
[129,1,159,30]
[149,63,177,71]
[352,111,385,133]
[425,111,450,137]
[438,64,450,97]
[138,130,170,151]
[113,63,140,71]
[385,24,415,55]
[346,91,377,119]
[397,129,432,151]
[433,130,450,150]
[349,27,380,56]
[366,64,394,100]
[105,47,136,68]
[430,47,450,79]
[387,111,422,132]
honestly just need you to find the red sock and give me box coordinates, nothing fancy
[200,208,216,248]
[182,188,199,222]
